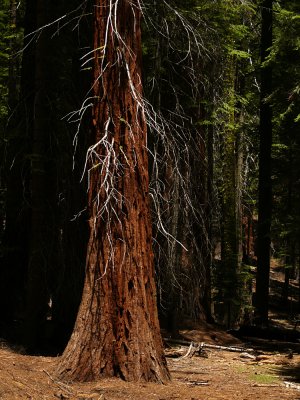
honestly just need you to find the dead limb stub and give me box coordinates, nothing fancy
[176,342,200,360]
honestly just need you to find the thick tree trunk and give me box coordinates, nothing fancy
[255,0,273,325]
[56,0,170,382]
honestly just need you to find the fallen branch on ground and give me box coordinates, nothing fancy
[164,338,254,356]
[42,369,73,395]
[284,381,300,391]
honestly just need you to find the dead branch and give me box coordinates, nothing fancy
[164,338,254,354]
[284,381,300,391]
[176,342,199,360]
[252,384,280,388]
[42,369,73,395]
[187,380,210,386]
[203,342,254,353]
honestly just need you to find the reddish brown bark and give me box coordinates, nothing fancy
[56,0,170,382]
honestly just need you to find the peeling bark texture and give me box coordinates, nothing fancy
[56,0,170,383]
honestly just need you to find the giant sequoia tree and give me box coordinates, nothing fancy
[56,0,170,382]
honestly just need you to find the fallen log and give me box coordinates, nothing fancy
[201,342,254,353]
[164,338,254,355]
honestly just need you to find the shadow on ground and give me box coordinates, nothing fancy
[278,362,300,383]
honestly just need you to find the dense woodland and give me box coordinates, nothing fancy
[0,0,299,383]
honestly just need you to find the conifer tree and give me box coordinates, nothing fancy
[56,0,170,382]
[255,0,273,325]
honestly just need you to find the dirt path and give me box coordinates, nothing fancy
[0,335,300,400]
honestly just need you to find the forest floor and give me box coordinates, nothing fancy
[0,264,300,400]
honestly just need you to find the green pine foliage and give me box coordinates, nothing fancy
[202,0,260,327]
[269,1,300,270]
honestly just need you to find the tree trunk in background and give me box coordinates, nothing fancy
[282,169,296,311]
[299,248,300,312]
[23,0,51,350]
[56,0,170,382]
[23,0,64,350]
[2,0,92,350]
[39,0,91,352]
[7,0,18,111]
[218,55,242,328]
[0,0,35,332]
[148,2,211,331]
[255,0,273,326]
[205,120,214,322]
